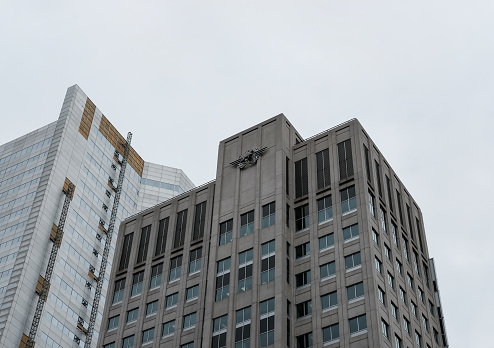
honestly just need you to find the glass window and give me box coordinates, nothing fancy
[238,248,253,293]
[380,207,387,232]
[219,219,233,246]
[395,335,402,348]
[149,263,163,290]
[392,223,399,247]
[136,225,151,264]
[122,335,134,348]
[295,204,309,232]
[186,285,199,301]
[340,185,357,214]
[262,202,276,228]
[343,224,359,241]
[407,273,414,289]
[320,261,336,280]
[235,307,251,348]
[212,314,228,348]
[295,242,310,259]
[384,244,391,260]
[166,292,178,309]
[349,314,367,334]
[375,257,382,274]
[388,272,395,289]
[347,282,364,301]
[296,270,311,287]
[126,308,138,324]
[415,331,422,347]
[189,248,202,275]
[181,343,194,348]
[344,252,361,270]
[155,217,169,256]
[169,255,182,282]
[368,191,375,217]
[112,278,125,304]
[319,233,334,251]
[261,240,275,284]
[215,257,231,301]
[396,259,403,275]
[317,195,333,223]
[321,291,338,311]
[183,312,197,330]
[162,320,175,337]
[296,300,312,319]
[259,298,275,347]
[146,300,158,316]
[382,319,389,339]
[391,302,398,320]
[316,148,331,189]
[296,332,312,348]
[107,315,119,331]
[400,287,407,304]
[372,229,379,245]
[240,210,255,237]
[322,323,339,343]
[378,287,386,305]
[142,327,154,345]
[131,271,144,297]
[404,317,410,335]
[411,301,418,318]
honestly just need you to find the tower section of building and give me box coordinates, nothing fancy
[0,85,194,348]
[99,115,448,348]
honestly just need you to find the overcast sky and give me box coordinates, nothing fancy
[2,1,493,346]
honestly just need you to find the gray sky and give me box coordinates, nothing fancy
[2,1,493,346]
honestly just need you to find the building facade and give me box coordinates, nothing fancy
[0,85,194,348]
[99,115,448,348]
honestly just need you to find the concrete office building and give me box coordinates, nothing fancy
[0,85,194,348]
[99,115,448,348]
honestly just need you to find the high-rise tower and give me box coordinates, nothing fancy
[0,85,194,348]
[99,115,448,348]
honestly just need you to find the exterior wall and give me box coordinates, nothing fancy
[0,85,194,348]
[98,115,448,348]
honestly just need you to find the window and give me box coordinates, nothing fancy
[395,335,402,348]
[368,191,375,217]
[372,229,379,245]
[415,331,422,347]
[400,287,407,304]
[349,314,367,334]
[396,259,403,276]
[378,287,385,305]
[380,207,387,232]
[414,251,421,275]
[406,204,414,241]
[295,204,309,232]
[131,271,144,297]
[423,262,430,289]
[126,308,138,324]
[219,219,233,245]
[238,248,253,292]
[216,257,231,301]
[396,190,403,222]
[418,287,424,303]
[392,223,399,247]
[375,257,382,274]
[296,300,312,319]
[347,282,364,301]
[286,204,290,228]
[107,315,119,331]
[337,139,353,180]
[384,244,391,260]
[407,273,414,289]
[295,158,308,198]
[316,150,331,191]
[429,300,435,316]
[240,210,254,237]
[136,225,151,264]
[162,320,175,337]
[212,314,228,348]
[235,306,251,348]
[391,302,398,320]
[295,270,311,288]
[411,301,417,318]
[122,335,134,348]
[433,328,439,344]
[189,247,202,275]
[295,242,310,259]
[343,223,359,241]
[322,323,339,343]
[320,261,336,280]
[388,272,395,289]
[364,144,371,181]
[317,195,333,223]
[403,237,409,261]
[146,300,158,316]
[403,317,410,335]
[192,201,207,241]
[321,291,338,311]
[119,233,133,271]
[169,255,182,282]
[386,175,394,210]
[173,209,188,249]
[142,327,154,345]
[104,343,115,348]
[166,292,178,309]
[375,160,382,196]
[286,242,290,284]
[183,312,196,330]
[422,315,429,332]
[340,186,356,214]
[259,298,275,347]
[296,332,312,348]
[287,301,291,347]
[286,157,290,196]
[112,278,125,304]
[181,343,193,348]
[149,263,163,290]
[261,240,275,284]
[345,252,361,270]
[319,233,334,251]
[155,217,169,256]
[186,285,199,301]
[382,319,389,339]
[262,202,276,228]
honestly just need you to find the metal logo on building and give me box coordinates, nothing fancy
[231,147,267,169]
